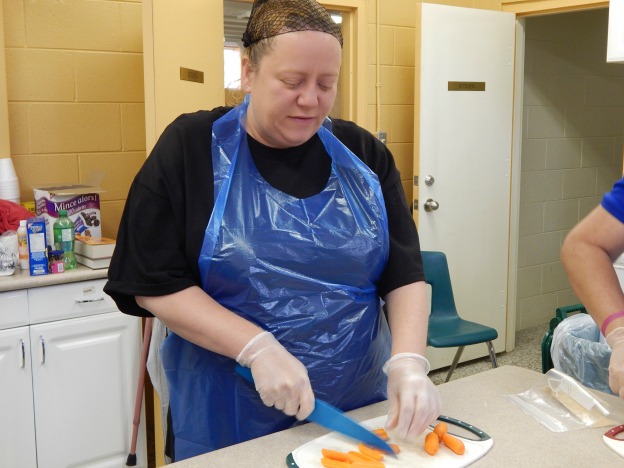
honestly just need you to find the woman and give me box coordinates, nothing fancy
[105,0,440,461]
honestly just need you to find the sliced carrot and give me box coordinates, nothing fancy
[388,443,400,454]
[372,428,389,441]
[348,450,378,463]
[358,443,385,461]
[350,461,386,468]
[320,456,351,468]
[424,432,440,456]
[433,421,448,439]
[442,432,465,455]
[321,448,350,462]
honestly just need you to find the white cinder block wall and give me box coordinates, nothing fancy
[517,8,624,330]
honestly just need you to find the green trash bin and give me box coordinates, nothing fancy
[541,304,587,374]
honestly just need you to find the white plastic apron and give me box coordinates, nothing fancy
[161,97,391,461]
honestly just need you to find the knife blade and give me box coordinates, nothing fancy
[235,365,397,457]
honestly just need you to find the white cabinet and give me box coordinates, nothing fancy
[0,280,145,468]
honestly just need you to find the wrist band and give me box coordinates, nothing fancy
[600,310,624,336]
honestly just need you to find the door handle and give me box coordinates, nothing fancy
[19,339,25,368]
[424,198,440,212]
[39,336,46,364]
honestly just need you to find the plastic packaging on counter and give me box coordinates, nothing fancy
[0,230,18,276]
[507,369,624,432]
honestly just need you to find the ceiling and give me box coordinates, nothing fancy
[223,1,252,46]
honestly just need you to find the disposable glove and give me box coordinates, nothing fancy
[383,352,441,440]
[236,331,315,420]
[606,327,624,398]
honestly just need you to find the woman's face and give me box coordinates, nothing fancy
[241,30,342,149]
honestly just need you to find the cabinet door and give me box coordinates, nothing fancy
[30,312,143,468]
[0,326,37,468]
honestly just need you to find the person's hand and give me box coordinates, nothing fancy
[383,353,441,440]
[606,327,624,398]
[236,331,315,419]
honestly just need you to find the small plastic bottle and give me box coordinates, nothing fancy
[53,210,77,270]
[17,219,29,270]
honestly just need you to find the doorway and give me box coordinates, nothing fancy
[516,8,624,331]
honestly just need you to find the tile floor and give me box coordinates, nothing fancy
[429,323,548,385]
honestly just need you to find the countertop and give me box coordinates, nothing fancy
[169,365,624,467]
[0,265,108,292]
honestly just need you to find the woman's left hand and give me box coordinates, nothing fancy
[383,353,441,440]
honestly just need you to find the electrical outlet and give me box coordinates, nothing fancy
[376,131,387,145]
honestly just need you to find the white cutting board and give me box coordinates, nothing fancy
[289,415,493,468]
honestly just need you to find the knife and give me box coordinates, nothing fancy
[235,365,397,457]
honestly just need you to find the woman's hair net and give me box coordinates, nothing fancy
[242,0,343,48]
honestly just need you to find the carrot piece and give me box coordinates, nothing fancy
[424,432,440,456]
[350,461,386,468]
[442,432,465,455]
[433,421,448,439]
[372,428,389,441]
[388,443,400,454]
[358,443,385,461]
[320,456,351,468]
[321,448,350,462]
[348,450,378,463]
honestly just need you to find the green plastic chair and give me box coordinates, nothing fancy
[421,251,498,382]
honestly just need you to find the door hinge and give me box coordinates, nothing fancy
[413,199,419,211]
[413,175,418,187]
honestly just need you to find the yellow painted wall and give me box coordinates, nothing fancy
[2,0,145,240]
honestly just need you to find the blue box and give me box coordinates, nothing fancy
[27,217,49,276]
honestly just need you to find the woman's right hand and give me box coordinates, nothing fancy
[237,331,315,419]
[607,327,624,398]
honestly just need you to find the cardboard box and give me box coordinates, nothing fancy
[34,184,105,245]
[27,217,48,276]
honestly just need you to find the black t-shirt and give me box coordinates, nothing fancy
[104,107,424,316]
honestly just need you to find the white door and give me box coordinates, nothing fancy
[416,4,515,370]
[0,327,37,468]
[30,312,143,468]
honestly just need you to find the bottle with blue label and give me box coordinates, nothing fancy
[53,210,77,270]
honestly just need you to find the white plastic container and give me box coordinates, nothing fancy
[17,219,29,270]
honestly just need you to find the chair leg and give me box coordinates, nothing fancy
[445,346,465,382]
[486,341,498,369]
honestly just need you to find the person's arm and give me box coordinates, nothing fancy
[561,206,624,333]
[136,287,315,418]
[382,282,441,439]
[561,205,624,397]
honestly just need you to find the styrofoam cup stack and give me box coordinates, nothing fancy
[0,158,20,204]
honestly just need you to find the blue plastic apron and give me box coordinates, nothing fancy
[161,97,391,461]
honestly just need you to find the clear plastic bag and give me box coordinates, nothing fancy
[508,369,624,432]
[550,313,612,394]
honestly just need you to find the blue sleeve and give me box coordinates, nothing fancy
[601,177,624,223]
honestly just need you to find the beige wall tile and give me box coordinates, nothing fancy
[596,165,622,195]
[75,52,144,103]
[78,151,145,201]
[561,167,596,198]
[556,288,580,308]
[122,104,146,151]
[520,170,563,204]
[7,103,29,155]
[387,142,413,180]
[517,265,541,299]
[366,24,377,66]
[380,66,414,105]
[11,153,79,201]
[519,202,543,236]
[389,104,414,142]
[3,0,26,47]
[6,49,75,102]
[379,26,395,66]
[578,196,601,218]
[379,0,416,27]
[100,200,126,239]
[581,137,614,168]
[25,0,123,51]
[393,27,415,67]
[549,75,585,107]
[545,138,582,169]
[517,292,557,329]
[543,198,578,232]
[564,106,602,137]
[599,107,624,137]
[541,262,570,294]
[471,0,502,10]
[120,1,143,53]
[523,73,550,106]
[28,103,122,154]
[525,106,565,139]
[522,231,561,267]
[521,138,546,172]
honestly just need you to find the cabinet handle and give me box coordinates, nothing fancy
[75,297,105,303]
[40,336,46,365]
[19,339,25,368]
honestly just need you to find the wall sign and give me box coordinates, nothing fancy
[448,81,485,91]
